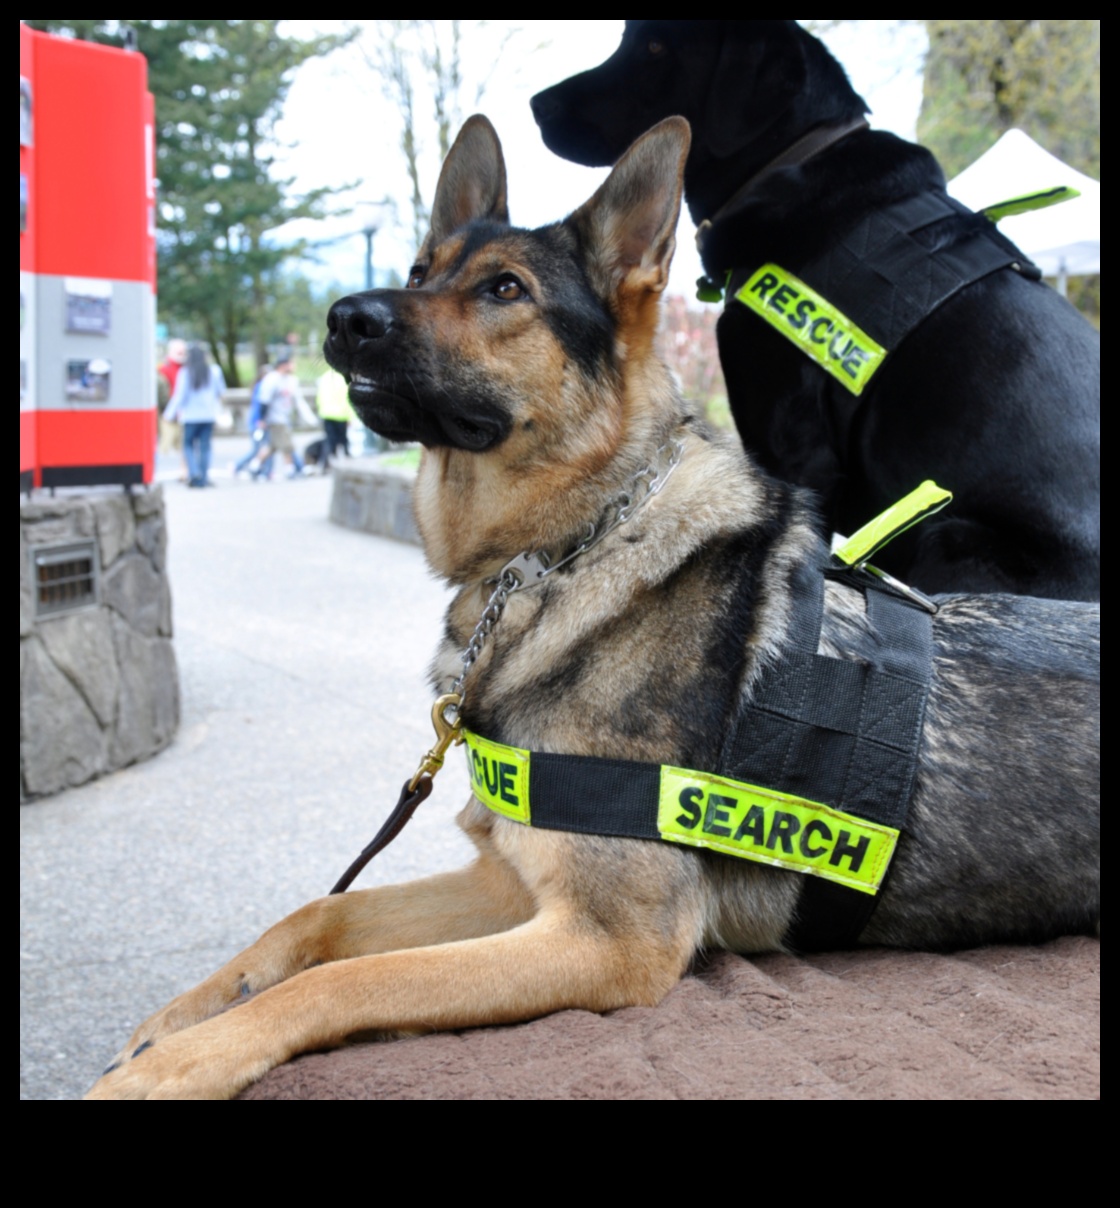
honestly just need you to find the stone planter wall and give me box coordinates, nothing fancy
[329,462,421,546]
[20,487,179,801]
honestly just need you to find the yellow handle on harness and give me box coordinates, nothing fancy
[834,481,953,568]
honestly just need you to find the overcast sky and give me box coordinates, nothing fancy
[272,21,928,298]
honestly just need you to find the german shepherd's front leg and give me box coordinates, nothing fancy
[92,850,535,1081]
[86,909,695,1099]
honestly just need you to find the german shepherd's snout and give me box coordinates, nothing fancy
[326,293,395,351]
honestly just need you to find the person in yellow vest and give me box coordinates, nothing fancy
[316,367,358,471]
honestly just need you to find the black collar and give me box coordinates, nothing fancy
[696,116,869,259]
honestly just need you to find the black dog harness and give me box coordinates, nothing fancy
[461,486,949,953]
[711,189,1045,398]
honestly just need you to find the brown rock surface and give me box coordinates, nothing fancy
[240,935,1099,1100]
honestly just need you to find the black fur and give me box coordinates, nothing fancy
[533,19,1100,601]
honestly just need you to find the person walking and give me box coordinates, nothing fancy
[163,344,225,488]
[316,367,357,471]
[250,356,315,479]
[157,338,190,481]
[233,362,275,479]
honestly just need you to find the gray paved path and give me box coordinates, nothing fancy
[20,438,474,1099]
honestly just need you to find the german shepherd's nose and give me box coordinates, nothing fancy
[325,293,395,358]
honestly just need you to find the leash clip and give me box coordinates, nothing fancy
[856,563,939,614]
[498,550,551,590]
[408,692,465,792]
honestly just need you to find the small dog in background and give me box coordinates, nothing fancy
[532,20,1101,601]
[302,437,328,470]
[87,115,1098,1100]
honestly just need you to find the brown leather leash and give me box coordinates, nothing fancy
[330,693,463,894]
[329,777,433,894]
[329,441,685,895]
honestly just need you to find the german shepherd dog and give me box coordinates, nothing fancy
[532,20,1101,601]
[87,116,1098,1099]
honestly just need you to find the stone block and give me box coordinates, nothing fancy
[136,514,167,571]
[20,498,96,546]
[329,465,421,546]
[132,486,164,519]
[20,526,34,638]
[102,551,164,637]
[93,493,136,569]
[21,635,107,798]
[151,638,180,749]
[158,572,174,638]
[20,486,178,800]
[109,616,179,768]
[37,608,120,727]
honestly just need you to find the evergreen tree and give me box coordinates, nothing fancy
[25,20,353,382]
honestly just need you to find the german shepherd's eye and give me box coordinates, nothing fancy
[406,267,426,289]
[492,276,526,301]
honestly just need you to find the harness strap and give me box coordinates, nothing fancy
[463,573,932,953]
[696,116,870,258]
[778,587,932,950]
[725,190,1041,397]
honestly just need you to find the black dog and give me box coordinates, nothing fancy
[532,20,1100,600]
[303,437,327,467]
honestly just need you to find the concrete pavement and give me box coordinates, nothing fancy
[20,437,475,1099]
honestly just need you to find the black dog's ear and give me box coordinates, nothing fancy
[569,116,690,298]
[704,21,808,159]
[422,114,509,253]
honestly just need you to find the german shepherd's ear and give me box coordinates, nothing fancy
[422,115,509,255]
[569,116,690,298]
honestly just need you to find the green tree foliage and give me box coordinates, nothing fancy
[25,20,353,383]
[918,20,1099,324]
[918,20,1099,178]
[264,272,343,352]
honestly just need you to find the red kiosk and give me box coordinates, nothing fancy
[20,24,156,492]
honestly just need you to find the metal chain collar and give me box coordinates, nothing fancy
[405,436,683,794]
[450,435,684,707]
[359,480,611,873]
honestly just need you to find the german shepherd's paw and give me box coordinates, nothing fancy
[96,970,260,1080]
[86,1012,276,1100]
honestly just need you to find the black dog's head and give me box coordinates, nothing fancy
[531,20,867,219]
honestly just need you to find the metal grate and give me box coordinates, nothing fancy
[32,540,100,618]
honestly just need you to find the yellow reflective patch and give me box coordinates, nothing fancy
[658,766,898,894]
[982,185,1079,223]
[834,480,953,567]
[735,263,886,396]
[463,729,531,824]
[461,732,899,894]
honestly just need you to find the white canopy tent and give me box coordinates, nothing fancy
[947,128,1100,292]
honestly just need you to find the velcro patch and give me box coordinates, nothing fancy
[735,263,887,395]
[463,728,898,894]
[659,766,897,894]
[464,730,531,823]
